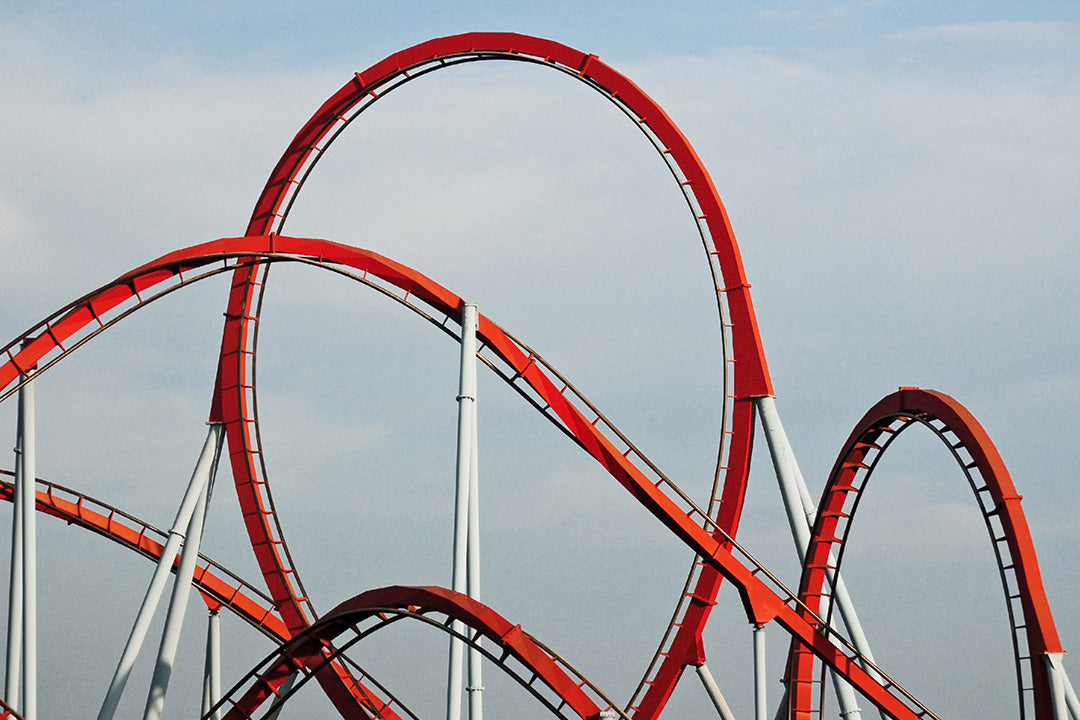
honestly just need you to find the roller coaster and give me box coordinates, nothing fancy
[1,32,1075,720]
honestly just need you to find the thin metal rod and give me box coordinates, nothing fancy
[97,423,224,720]
[448,303,478,720]
[773,687,790,720]
[695,663,737,720]
[755,396,869,719]
[1045,653,1070,720]
[466,355,483,720]
[202,610,222,720]
[143,426,220,720]
[1061,666,1080,720]
[18,369,36,720]
[5,388,24,710]
[5,368,36,716]
[264,672,298,720]
[754,625,767,720]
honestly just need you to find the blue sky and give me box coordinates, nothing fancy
[1,3,1078,718]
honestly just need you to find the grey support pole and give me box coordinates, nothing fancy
[97,423,224,720]
[1062,667,1080,720]
[5,395,25,710]
[754,625,767,720]
[756,396,870,719]
[448,303,479,720]
[5,368,37,718]
[466,374,483,720]
[1045,653,1071,720]
[264,672,298,720]
[695,663,737,720]
[143,428,219,720]
[201,609,222,720]
[18,371,36,720]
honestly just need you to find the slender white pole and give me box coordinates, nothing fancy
[447,303,478,720]
[1061,666,1080,720]
[143,427,219,720]
[1045,653,1070,720]
[202,610,221,720]
[1062,669,1080,720]
[759,398,879,665]
[5,397,24,710]
[5,368,35,715]
[17,370,36,720]
[264,672,298,720]
[773,687,790,720]
[695,663,737,720]
[754,625,767,720]
[466,369,483,720]
[755,396,869,718]
[97,423,224,720]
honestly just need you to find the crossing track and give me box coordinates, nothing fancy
[213,32,771,720]
[788,388,1064,720]
[0,472,287,642]
[0,236,952,719]
[211,585,622,720]
[0,32,1071,720]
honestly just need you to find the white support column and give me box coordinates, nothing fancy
[448,303,479,720]
[1061,667,1080,720]
[202,609,221,720]
[19,371,36,720]
[5,397,24,710]
[1045,653,1070,720]
[695,663,737,720]
[143,427,219,720]
[755,396,871,719]
[97,423,224,720]
[773,687,790,720]
[466,378,483,720]
[5,368,36,718]
[18,370,36,720]
[264,672,298,720]
[754,625,767,720]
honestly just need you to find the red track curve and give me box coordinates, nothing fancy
[1,236,939,719]
[790,387,1064,720]
[0,470,612,720]
[215,32,772,719]
[0,474,288,641]
[3,35,1067,720]
[215,586,612,720]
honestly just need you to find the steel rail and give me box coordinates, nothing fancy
[790,388,1064,720]
[211,586,615,720]
[0,475,428,720]
[0,472,286,639]
[0,237,941,719]
[219,33,768,719]
[0,241,721,718]
[0,696,25,720]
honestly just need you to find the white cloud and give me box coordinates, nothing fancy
[900,19,1077,45]
[1,8,1077,718]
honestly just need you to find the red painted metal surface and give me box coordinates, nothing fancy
[0,33,1070,720]
[217,586,607,720]
[789,388,1064,720]
[0,698,24,720]
[2,238,935,718]
[215,33,770,719]
[0,474,288,641]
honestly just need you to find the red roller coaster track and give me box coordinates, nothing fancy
[0,31,1071,720]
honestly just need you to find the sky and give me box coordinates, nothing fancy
[0,2,1078,718]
